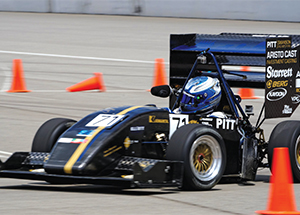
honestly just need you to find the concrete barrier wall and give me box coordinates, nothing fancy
[0,0,299,22]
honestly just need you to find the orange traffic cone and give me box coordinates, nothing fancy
[149,58,167,90]
[7,59,31,93]
[66,73,106,92]
[237,66,257,99]
[237,88,258,99]
[256,147,300,215]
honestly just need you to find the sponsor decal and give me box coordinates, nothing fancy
[216,118,235,130]
[77,130,96,137]
[149,115,169,123]
[58,138,72,143]
[188,120,199,124]
[123,137,131,149]
[266,66,292,79]
[266,49,297,59]
[200,118,213,127]
[282,105,292,114]
[266,88,287,101]
[71,138,86,144]
[58,138,86,144]
[266,80,288,89]
[291,94,300,104]
[266,80,272,89]
[273,80,288,88]
[200,118,236,130]
[130,126,145,131]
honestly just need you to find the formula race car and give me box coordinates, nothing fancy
[1,33,300,190]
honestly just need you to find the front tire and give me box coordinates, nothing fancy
[166,124,226,190]
[32,118,76,152]
[268,120,300,182]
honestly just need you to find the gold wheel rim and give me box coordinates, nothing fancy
[193,144,213,172]
[297,141,300,167]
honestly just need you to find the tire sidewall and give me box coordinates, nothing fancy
[182,126,226,190]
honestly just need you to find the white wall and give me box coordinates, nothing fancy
[0,0,299,22]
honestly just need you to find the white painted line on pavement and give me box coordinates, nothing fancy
[0,50,163,64]
[0,151,12,155]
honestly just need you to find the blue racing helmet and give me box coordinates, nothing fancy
[179,76,221,113]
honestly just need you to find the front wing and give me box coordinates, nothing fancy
[0,152,183,188]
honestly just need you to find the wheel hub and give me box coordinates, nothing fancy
[198,153,205,163]
[193,144,212,172]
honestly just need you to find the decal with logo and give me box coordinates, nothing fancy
[266,88,287,101]
[216,118,236,130]
[266,80,272,89]
[291,94,300,104]
[201,118,236,130]
[123,137,131,149]
[282,105,293,114]
[200,118,213,127]
[271,80,288,88]
[266,66,293,79]
[130,126,145,131]
[188,120,199,124]
[58,138,86,144]
[77,130,96,137]
[149,115,169,123]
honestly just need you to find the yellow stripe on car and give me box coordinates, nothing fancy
[64,106,143,174]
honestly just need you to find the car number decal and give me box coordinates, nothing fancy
[169,114,189,138]
[86,114,125,128]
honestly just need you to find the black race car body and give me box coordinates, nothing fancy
[2,33,300,190]
[0,104,241,187]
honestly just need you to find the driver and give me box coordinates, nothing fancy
[178,76,221,114]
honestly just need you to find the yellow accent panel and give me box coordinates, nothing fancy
[63,106,143,174]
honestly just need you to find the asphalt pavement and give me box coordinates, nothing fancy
[1,12,300,215]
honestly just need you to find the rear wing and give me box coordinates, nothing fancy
[170,33,300,89]
[170,33,300,119]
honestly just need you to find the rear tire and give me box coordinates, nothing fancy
[268,120,300,182]
[166,124,226,190]
[32,118,76,152]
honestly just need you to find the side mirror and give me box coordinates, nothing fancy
[150,85,171,98]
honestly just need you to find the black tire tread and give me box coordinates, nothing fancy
[32,118,76,152]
